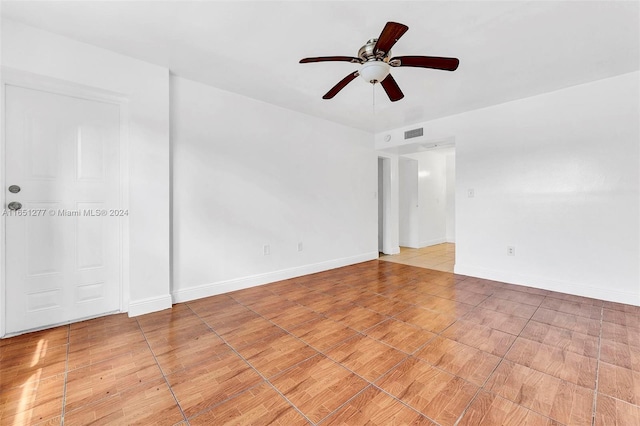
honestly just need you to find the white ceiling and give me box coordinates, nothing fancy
[2,1,638,133]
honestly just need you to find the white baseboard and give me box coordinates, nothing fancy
[382,246,400,255]
[172,251,379,304]
[128,294,173,317]
[399,238,452,249]
[418,238,447,248]
[455,264,640,306]
[399,240,420,249]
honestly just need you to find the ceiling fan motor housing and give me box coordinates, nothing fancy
[358,38,390,61]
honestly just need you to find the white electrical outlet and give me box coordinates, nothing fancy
[263,244,270,255]
[507,246,515,256]
[468,188,475,198]
[297,242,303,252]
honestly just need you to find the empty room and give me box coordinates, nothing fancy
[1,1,638,425]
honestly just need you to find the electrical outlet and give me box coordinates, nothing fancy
[468,188,475,198]
[297,242,303,252]
[507,246,515,256]
[263,244,270,255]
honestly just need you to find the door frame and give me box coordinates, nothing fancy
[377,155,399,255]
[0,68,130,337]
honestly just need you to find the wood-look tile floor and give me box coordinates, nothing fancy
[2,260,640,425]
[379,243,455,273]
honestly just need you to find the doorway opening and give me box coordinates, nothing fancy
[379,143,456,272]
[379,243,455,272]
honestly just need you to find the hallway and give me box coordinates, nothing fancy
[379,243,455,273]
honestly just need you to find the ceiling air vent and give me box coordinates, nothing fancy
[404,128,424,139]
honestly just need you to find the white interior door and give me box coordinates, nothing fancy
[5,84,121,334]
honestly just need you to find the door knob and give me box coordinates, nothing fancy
[8,201,22,211]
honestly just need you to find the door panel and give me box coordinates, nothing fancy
[5,85,121,333]
[25,201,64,275]
[77,126,106,180]
[76,202,105,269]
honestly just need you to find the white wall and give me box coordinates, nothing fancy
[376,72,640,305]
[378,158,384,251]
[1,19,172,316]
[398,157,419,248]
[170,76,377,301]
[445,151,456,242]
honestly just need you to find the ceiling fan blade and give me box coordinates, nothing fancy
[323,71,359,99]
[374,22,409,55]
[391,56,459,71]
[380,74,404,102]
[300,56,361,64]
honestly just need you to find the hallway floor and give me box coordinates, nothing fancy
[379,243,455,272]
[1,260,639,425]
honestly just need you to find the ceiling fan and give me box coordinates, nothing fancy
[300,21,459,102]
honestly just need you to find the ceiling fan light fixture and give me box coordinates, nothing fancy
[359,61,390,84]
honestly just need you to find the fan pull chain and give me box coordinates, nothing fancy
[372,83,376,117]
